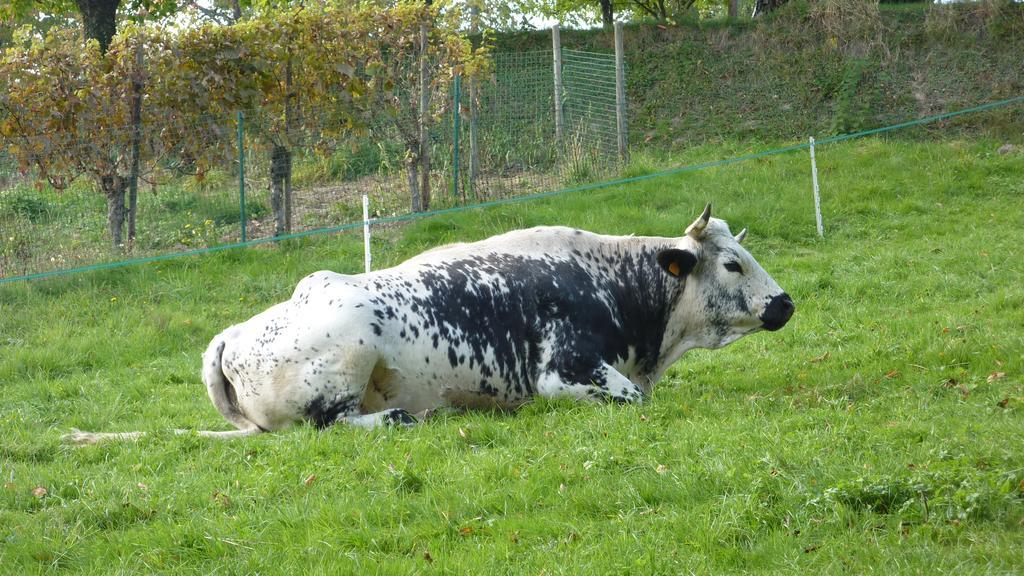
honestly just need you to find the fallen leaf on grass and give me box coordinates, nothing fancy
[987,372,1006,383]
[136,482,148,491]
[583,460,595,471]
[997,398,1010,409]
[459,527,473,537]
[810,351,830,363]
[303,474,316,486]
[423,550,433,562]
[31,487,47,498]
[655,464,668,475]
[942,379,971,398]
[458,427,468,439]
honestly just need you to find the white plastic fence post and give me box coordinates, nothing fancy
[362,194,372,274]
[809,137,824,238]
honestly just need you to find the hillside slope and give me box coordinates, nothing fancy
[494,2,1024,147]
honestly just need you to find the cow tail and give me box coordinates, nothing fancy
[63,336,263,445]
[202,336,262,433]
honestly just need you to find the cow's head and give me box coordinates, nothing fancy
[656,204,794,351]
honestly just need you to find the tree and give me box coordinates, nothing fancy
[74,0,120,52]
[2,0,181,52]
[531,0,616,28]
[0,3,485,246]
[354,2,486,212]
[753,0,787,16]
[0,28,142,247]
[599,0,614,26]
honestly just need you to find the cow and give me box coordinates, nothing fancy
[66,204,793,444]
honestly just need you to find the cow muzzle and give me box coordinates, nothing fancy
[760,293,794,331]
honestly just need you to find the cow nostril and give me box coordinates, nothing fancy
[760,293,794,331]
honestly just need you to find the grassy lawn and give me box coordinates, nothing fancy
[1,138,1022,574]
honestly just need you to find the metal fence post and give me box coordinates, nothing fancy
[452,74,462,202]
[614,22,629,164]
[469,6,480,201]
[418,19,431,212]
[552,25,565,143]
[238,111,247,243]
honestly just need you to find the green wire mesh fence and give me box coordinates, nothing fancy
[0,47,625,281]
[1,40,1021,284]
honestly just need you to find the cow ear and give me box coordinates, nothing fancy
[656,249,698,278]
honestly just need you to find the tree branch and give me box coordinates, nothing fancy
[187,1,235,25]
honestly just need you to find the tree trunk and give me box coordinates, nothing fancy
[406,147,422,213]
[102,174,127,249]
[127,38,144,246]
[74,0,120,53]
[753,0,788,17]
[230,0,242,21]
[270,144,291,237]
[600,0,614,28]
[729,0,739,19]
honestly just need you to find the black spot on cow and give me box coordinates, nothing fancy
[480,380,498,397]
[383,409,417,426]
[305,394,359,428]
[390,248,679,396]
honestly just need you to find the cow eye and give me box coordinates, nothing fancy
[724,261,743,274]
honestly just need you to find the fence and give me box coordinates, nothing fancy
[1,28,1022,285]
[0,43,626,282]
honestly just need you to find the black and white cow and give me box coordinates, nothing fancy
[67,205,793,443]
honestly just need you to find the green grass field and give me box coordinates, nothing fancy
[1,138,1022,574]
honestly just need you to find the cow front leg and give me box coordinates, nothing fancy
[537,362,644,404]
[338,408,419,429]
[306,392,419,430]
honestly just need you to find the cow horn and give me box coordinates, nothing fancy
[734,228,747,243]
[685,203,712,238]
